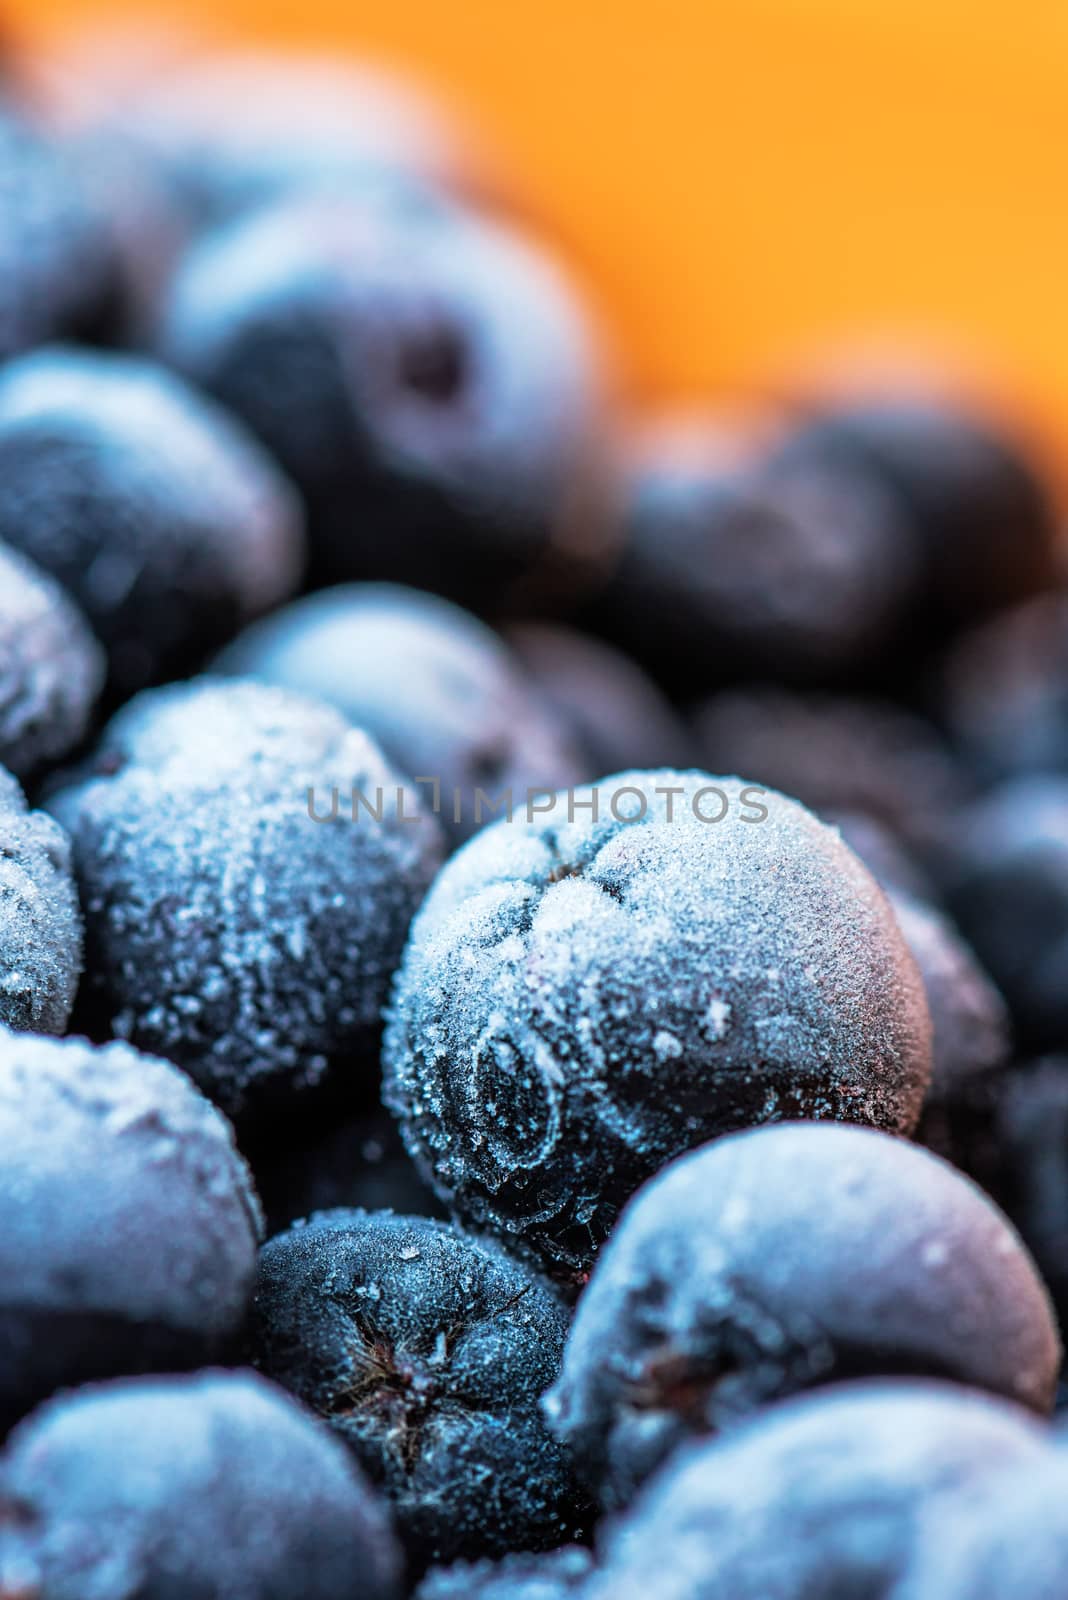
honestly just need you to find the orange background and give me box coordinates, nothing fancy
[11,0,1068,443]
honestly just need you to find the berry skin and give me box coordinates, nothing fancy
[155,196,612,611]
[899,1453,1068,1600]
[773,393,1059,630]
[594,414,919,691]
[545,1123,1058,1509]
[47,678,444,1120]
[0,768,81,1036]
[942,776,1068,1049]
[384,772,932,1277]
[417,1547,594,1600]
[215,584,586,846]
[0,100,115,357]
[0,1030,262,1434]
[249,1210,585,1571]
[0,347,304,697]
[504,622,691,778]
[584,1382,1051,1600]
[0,1370,402,1600]
[0,542,103,783]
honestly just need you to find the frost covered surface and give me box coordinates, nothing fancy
[0,347,305,695]
[250,1209,584,1569]
[0,542,104,781]
[0,1029,262,1430]
[155,194,612,609]
[418,1546,594,1600]
[216,584,586,844]
[0,1370,402,1600]
[898,1452,1068,1600]
[0,767,82,1035]
[384,772,933,1274]
[584,1382,1052,1600]
[546,1123,1059,1509]
[48,678,444,1117]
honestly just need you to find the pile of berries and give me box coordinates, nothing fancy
[2,39,1068,1600]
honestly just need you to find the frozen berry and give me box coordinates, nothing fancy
[942,776,1068,1048]
[48,678,444,1119]
[774,392,1059,629]
[0,98,114,357]
[900,1453,1068,1600]
[545,1123,1057,1508]
[0,768,81,1035]
[249,1210,584,1569]
[940,591,1068,782]
[156,196,613,611]
[584,1382,1050,1600]
[254,1109,446,1238]
[504,622,691,777]
[215,584,586,846]
[0,1370,401,1599]
[0,347,304,698]
[0,541,103,783]
[384,773,932,1276]
[692,688,967,857]
[593,414,918,691]
[417,1548,594,1600]
[0,1030,261,1433]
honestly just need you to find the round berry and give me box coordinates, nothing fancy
[0,1030,261,1432]
[545,1123,1057,1508]
[249,1210,584,1569]
[155,196,613,610]
[0,347,305,696]
[0,1371,401,1600]
[417,1548,594,1600]
[384,773,932,1276]
[48,678,444,1119]
[585,1383,1051,1600]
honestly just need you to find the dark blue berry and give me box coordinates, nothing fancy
[584,1383,1051,1600]
[0,347,304,697]
[384,773,932,1277]
[47,678,444,1119]
[592,413,918,691]
[0,1370,401,1599]
[0,1029,261,1433]
[154,195,612,611]
[249,1209,585,1570]
[545,1123,1058,1508]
